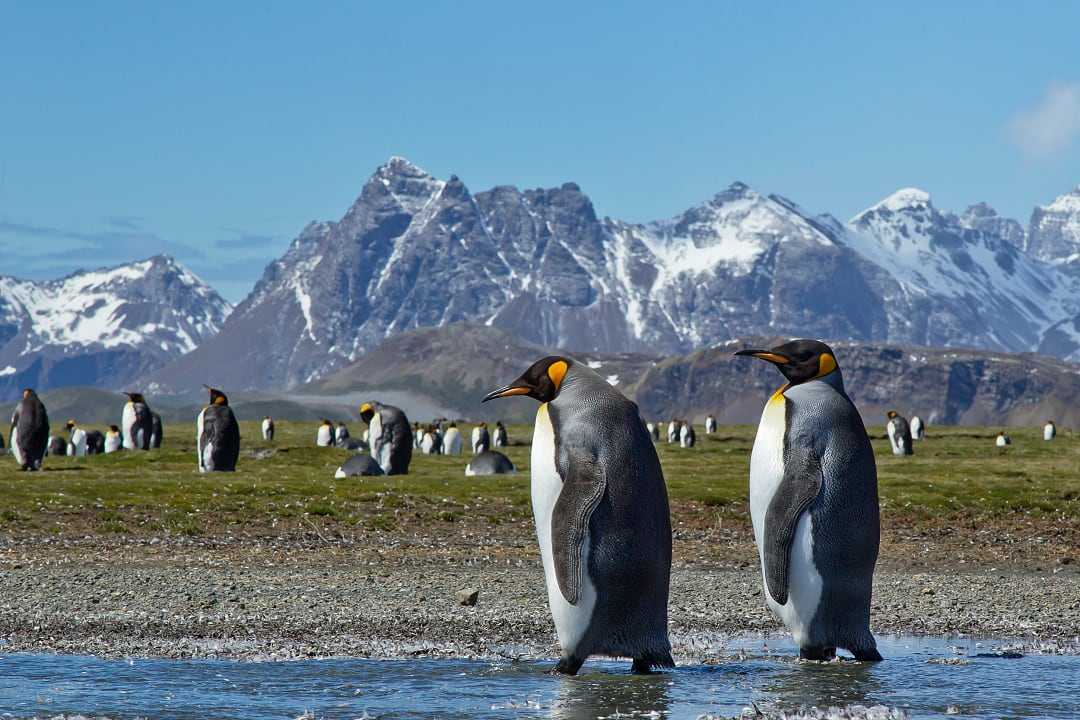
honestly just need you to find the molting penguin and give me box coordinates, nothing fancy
[121,392,153,450]
[443,423,463,456]
[85,430,105,455]
[885,411,913,456]
[360,401,412,475]
[197,386,240,472]
[736,340,882,662]
[483,356,674,675]
[493,421,508,448]
[465,450,516,476]
[472,422,490,455]
[316,419,334,447]
[1044,421,1056,441]
[104,425,122,453]
[705,415,717,434]
[910,415,924,440]
[334,453,385,478]
[262,416,275,441]
[150,412,163,449]
[679,422,696,448]
[66,420,88,457]
[10,389,49,471]
[335,422,351,447]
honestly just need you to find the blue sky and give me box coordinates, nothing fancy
[2,2,1079,302]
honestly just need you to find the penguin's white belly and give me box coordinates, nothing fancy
[1044,425,1054,441]
[317,427,332,446]
[122,404,136,449]
[196,409,208,472]
[531,404,597,654]
[11,429,25,466]
[749,394,823,647]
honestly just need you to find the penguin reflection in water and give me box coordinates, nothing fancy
[484,356,674,675]
[735,340,882,662]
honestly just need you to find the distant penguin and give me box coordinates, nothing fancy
[121,392,153,451]
[443,423,463,456]
[316,419,334,447]
[104,425,122,453]
[910,415,925,440]
[335,422,351,447]
[413,422,423,449]
[85,430,105,455]
[47,435,67,456]
[334,453,385,478]
[262,416,274,441]
[472,422,490,455]
[666,420,679,444]
[736,340,882,661]
[360,401,412,475]
[10,388,48,471]
[705,415,717,434]
[1044,421,1056,441]
[493,421,508,448]
[420,426,442,455]
[996,431,1011,448]
[150,412,164,449]
[885,411,913,456]
[465,450,516,476]
[66,420,88,457]
[197,386,240,472]
[679,422,696,448]
[483,355,674,675]
[645,421,657,441]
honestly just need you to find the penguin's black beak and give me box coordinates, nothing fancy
[734,348,791,366]
[482,381,532,403]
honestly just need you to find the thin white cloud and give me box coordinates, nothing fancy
[1009,82,1080,157]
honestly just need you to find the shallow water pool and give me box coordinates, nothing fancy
[0,636,1077,719]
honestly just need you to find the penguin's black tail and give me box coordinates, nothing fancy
[633,649,676,672]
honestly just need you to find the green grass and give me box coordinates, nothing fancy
[1,420,1076,536]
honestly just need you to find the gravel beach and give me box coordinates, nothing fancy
[2,530,1077,661]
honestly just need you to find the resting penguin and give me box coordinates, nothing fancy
[472,422,490,455]
[334,454,384,478]
[10,389,49,471]
[150,412,164,449]
[465,450,516,476]
[335,422,351,447]
[66,420,88,457]
[359,401,412,475]
[705,415,717,434]
[85,430,105,455]
[885,411,913,456]
[1044,421,1056,441]
[736,340,882,662]
[121,392,153,450]
[483,356,674,675]
[197,386,240,472]
[493,421,508,448]
[47,435,67,457]
[104,425,122,453]
[679,422,696,448]
[910,415,925,441]
[262,416,275,441]
[443,423,463,456]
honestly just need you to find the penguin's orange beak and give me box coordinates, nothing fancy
[734,348,790,365]
[482,383,531,402]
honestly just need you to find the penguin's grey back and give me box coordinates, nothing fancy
[12,394,49,469]
[372,403,412,475]
[465,450,515,475]
[199,404,240,471]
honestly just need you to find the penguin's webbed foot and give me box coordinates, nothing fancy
[799,646,837,662]
[552,655,584,675]
[851,647,883,662]
[631,658,656,674]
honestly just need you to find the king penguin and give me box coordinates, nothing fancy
[910,415,925,441]
[493,420,508,448]
[85,429,105,455]
[995,431,1011,448]
[10,389,49,471]
[335,422,351,447]
[150,412,164,449]
[316,419,334,447]
[472,422,490,455]
[666,420,679,444]
[197,386,240,472]
[121,392,153,450]
[262,416,275,441]
[443,422,463,456]
[359,401,412,475]
[483,356,674,675]
[1044,421,1056,441]
[885,411,913,456]
[66,420,88,457]
[104,425,122,453]
[679,421,696,448]
[420,425,442,455]
[705,415,717,434]
[735,340,882,662]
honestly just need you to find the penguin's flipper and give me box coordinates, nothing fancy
[763,446,823,605]
[552,452,606,605]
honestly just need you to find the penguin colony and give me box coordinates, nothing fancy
[3,344,1070,675]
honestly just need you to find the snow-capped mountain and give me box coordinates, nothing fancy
[0,256,231,399]
[145,158,1080,392]
[1028,186,1080,268]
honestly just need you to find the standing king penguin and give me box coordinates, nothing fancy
[483,356,674,675]
[443,423,463,456]
[360,401,412,475]
[150,412,164,449]
[197,386,240,472]
[735,340,882,661]
[1044,421,1056,441]
[493,421,508,448]
[10,389,49,471]
[104,425,122,453]
[66,420,88,457]
[705,415,717,434]
[316,419,334,447]
[472,422,490,455]
[885,411,913,456]
[121,392,153,450]
[262,416,275,441]
[910,415,925,441]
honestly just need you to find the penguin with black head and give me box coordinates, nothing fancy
[885,411,913,456]
[360,401,412,475]
[66,420,88,456]
[484,356,674,675]
[104,425,122,453]
[150,412,164,449]
[10,389,49,471]
[121,392,153,450]
[197,386,240,472]
[735,339,882,662]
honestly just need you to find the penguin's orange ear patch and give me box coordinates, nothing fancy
[816,353,837,378]
[547,360,568,389]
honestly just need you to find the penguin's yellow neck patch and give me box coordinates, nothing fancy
[815,352,837,378]
[769,383,790,404]
[547,360,568,389]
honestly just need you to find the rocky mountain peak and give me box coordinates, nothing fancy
[1028,186,1080,266]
